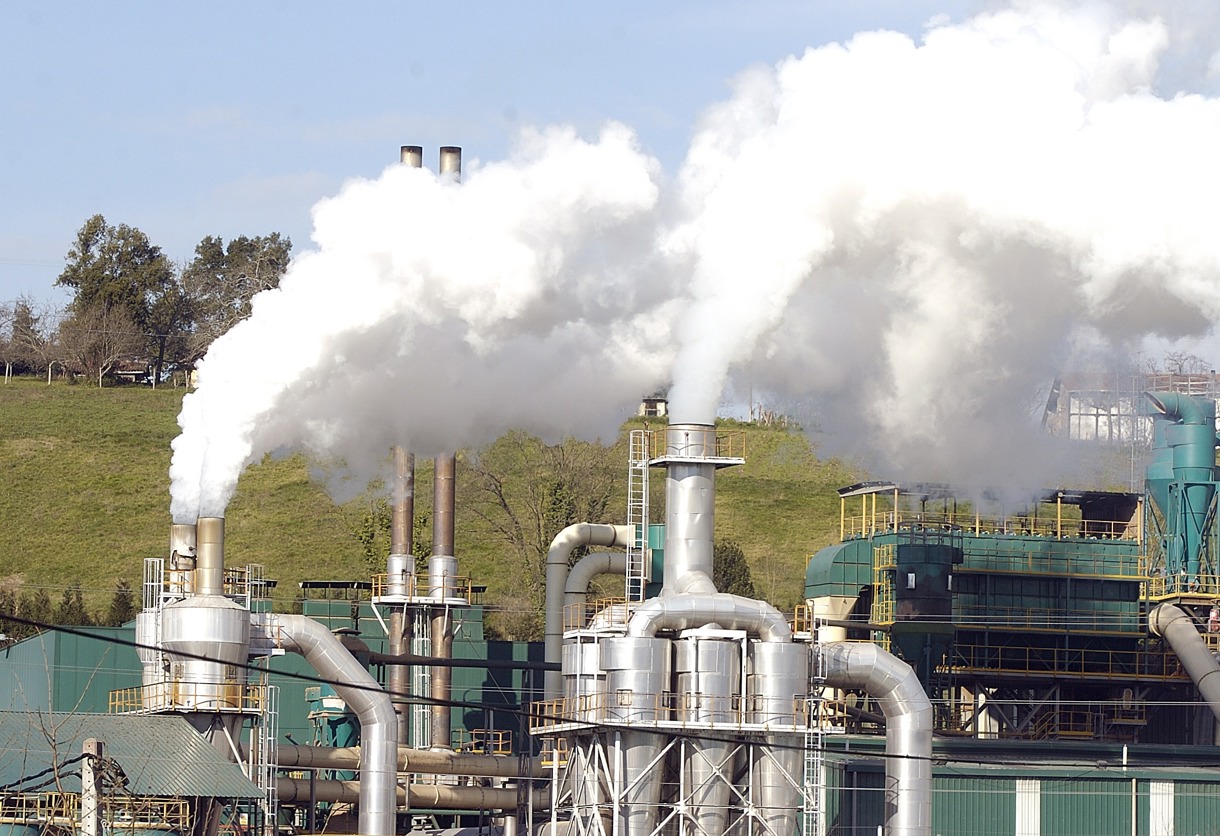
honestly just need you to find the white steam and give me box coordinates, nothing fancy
[172,1,1220,520]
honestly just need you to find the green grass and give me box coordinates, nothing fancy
[0,379,855,617]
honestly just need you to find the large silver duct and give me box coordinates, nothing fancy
[544,523,633,698]
[821,641,933,836]
[564,551,628,609]
[270,614,398,836]
[278,743,545,778]
[626,593,791,642]
[1149,604,1220,725]
[277,777,548,811]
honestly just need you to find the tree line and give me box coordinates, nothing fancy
[0,215,291,386]
[0,580,138,644]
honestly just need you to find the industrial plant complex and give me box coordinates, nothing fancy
[5,150,1220,836]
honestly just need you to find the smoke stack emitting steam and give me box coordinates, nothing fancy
[171,4,1220,521]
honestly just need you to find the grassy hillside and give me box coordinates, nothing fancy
[0,379,858,620]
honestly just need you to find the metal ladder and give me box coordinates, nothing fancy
[626,429,651,601]
[803,646,826,836]
[255,682,280,836]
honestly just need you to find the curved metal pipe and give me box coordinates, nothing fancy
[278,744,546,778]
[1145,391,1208,425]
[543,523,634,698]
[563,552,628,608]
[1149,604,1220,724]
[625,592,791,642]
[272,614,397,836]
[821,641,932,836]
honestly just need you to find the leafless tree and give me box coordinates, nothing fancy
[10,296,66,383]
[1162,351,1211,376]
[57,303,145,387]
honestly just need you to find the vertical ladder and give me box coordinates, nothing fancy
[803,646,826,836]
[626,429,651,602]
[257,682,280,836]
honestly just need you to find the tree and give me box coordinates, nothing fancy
[145,273,194,385]
[9,296,64,381]
[104,580,137,627]
[57,302,145,387]
[56,215,174,332]
[54,583,93,626]
[1162,351,1211,376]
[713,539,757,598]
[182,233,291,358]
[464,431,620,639]
[0,301,13,382]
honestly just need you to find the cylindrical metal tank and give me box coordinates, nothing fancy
[601,636,671,836]
[675,634,738,836]
[750,641,809,836]
[160,594,251,710]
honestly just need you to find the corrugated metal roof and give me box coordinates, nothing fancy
[0,711,261,798]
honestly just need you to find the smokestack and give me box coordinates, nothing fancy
[400,145,423,167]
[430,145,461,750]
[387,145,425,745]
[195,517,226,596]
[661,423,719,594]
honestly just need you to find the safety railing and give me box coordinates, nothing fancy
[529,690,810,731]
[843,510,1136,542]
[955,604,1142,634]
[1143,572,1220,600]
[109,681,267,714]
[540,737,569,767]
[370,572,474,601]
[452,728,512,754]
[563,597,630,632]
[639,427,747,461]
[950,644,1188,681]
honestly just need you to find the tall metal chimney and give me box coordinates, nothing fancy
[430,145,461,750]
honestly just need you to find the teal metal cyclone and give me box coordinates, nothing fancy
[1144,392,1219,580]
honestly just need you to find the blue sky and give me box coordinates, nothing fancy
[0,1,983,304]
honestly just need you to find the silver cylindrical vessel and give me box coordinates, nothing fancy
[602,636,671,836]
[195,517,225,596]
[663,423,717,590]
[160,595,251,710]
[751,642,808,836]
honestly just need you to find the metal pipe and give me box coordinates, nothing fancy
[271,614,397,836]
[195,516,225,596]
[431,452,457,749]
[278,744,546,778]
[169,522,197,595]
[277,777,548,811]
[820,641,933,836]
[626,593,791,642]
[388,446,415,745]
[544,523,634,698]
[400,145,424,167]
[563,552,628,608]
[1149,604,1220,724]
[439,145,462,181]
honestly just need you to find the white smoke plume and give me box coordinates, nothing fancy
[172,1,1220,520]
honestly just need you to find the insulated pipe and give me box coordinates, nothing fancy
[625,592,792,642]
[195,517,225,597]
[276,777,548,811]
[278,744,546,778]
[821,641,932,836]
[272,614,397,836]
[543,523,634,699]
[1149,604,1220,725]
[563,552,628,608]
